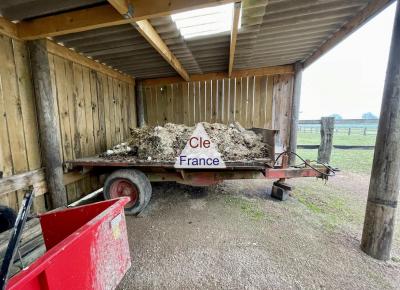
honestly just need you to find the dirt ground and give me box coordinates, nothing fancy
[117,172,400,289]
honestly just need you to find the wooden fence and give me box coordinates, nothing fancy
[0,33,136,212]
[299,118,378,135]
[142,74,294,149]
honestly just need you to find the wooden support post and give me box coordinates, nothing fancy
[361,0,400,261]
[135,81,145,127]
[317,117,334,164]
[28,40,67,208]
[289,62,303,165]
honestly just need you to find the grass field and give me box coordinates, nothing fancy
[296,132,376,174]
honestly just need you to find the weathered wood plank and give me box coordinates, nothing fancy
[82,67,95,156]
[265,77,274,128]
[0,36,28,174]
[253,76,261,127]
[89,69,101,154]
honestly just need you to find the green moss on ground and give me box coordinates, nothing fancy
[224,196,266,221]
[292,182,364,232]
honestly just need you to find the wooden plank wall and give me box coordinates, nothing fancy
[143,74,293,148]
[0,33,136,212]
[48,53,136,204]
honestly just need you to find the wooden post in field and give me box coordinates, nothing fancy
[28,40,67,208]
[317,117,334,164]
[289,62,303,165]
[361,0,400,260]
[135,81,145,127]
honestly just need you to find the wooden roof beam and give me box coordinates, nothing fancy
[228,2,241,77]
[141,64,294,86]
[303,0,395,67]
[107,0,190,81]
[17,0,236,40]
[133,20,190,81]
[0,16,18,39]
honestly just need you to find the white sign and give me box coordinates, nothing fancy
[174,123,226,169]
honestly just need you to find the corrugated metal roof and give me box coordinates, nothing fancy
[0,0,376,79]
[234,0,371,69]
[54,25,177,79]
[149,0,372,72]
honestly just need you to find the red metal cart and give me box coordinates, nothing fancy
[6,198,131,290]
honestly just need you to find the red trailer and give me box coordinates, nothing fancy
[66,128,334,215]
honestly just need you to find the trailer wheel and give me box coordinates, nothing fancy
[0,205,16,233]
[104,169,152,215]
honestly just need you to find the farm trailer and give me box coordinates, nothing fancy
[66,128,333,215]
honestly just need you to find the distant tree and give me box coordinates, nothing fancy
[362,112,378,119]
[329,114,343,120]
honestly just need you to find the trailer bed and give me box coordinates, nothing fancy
[66,157,274,171]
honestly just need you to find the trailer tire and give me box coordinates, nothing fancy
[0,205,16,233]
[104,169,152,215]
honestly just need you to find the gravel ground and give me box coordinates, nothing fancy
[117,173,400,289]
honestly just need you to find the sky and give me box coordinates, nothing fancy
[300,2,397,120]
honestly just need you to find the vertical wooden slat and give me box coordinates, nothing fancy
[166,84,173,123]
[170,84,179,123]
[48,54,63,161]
[107,76,116,146]
[193,82,199,124]
[237,77,245,125]
[265,76,274,128]
[253,76,261,127]
[205,80,212,122]
[159,86,168,124]
[259,76,268,128]
[223,79,229,124]
[188,82,195,125]
[144,86,152,125]
[198,81,204,122]
[123,83,130,135]
[82,67,95,156]
[1,36,29,209]
[0,36,14,209]
[129,83,137,129]
[151,85,157,125]
[89,69,101,154]
[96,73,107,151]
[175,83,183,124]
[0,36,29,175]
[217,79,223,123]
[183,83,189,125]
[247,76,255,128]
[112,79,121,144]
[228,78,236,123]
[119,81,126,139]
[212,80,218,123]
[72,63,85,157]
[53,56,72,161]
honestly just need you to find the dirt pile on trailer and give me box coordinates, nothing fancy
[102,122,269,161]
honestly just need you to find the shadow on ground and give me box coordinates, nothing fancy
[117,173,400,289]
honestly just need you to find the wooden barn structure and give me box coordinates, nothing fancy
[0,0,399,261]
